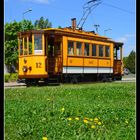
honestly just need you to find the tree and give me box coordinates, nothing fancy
[123,56,128,68]
[58,26,62,28]
[4,20,34,72]
[34,17,52,29]
[123,50,136,74]
[22,19,34,31]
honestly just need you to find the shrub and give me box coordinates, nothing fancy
[9,73,18,82]
[5,74,10,82]
[4,73,18,82]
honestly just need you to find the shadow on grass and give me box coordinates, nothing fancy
[26,82,61,87]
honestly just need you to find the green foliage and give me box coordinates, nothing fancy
[123,50,136,73]
[9,73,18,81]
[5,21,22,41]
[5,73,10,82]
[123,57,128,68]
[4,40,18,66]
[34,16,52,29]
[58,25,62,28]
[4,21,20,66]
[4,73,18,82]
[22,20,34,31]
[5,83,135,139]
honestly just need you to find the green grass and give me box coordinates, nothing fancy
[5,82,136,140]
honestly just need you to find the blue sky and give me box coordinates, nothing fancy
[4,0,136,56]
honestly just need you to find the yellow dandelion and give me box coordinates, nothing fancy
[61,107,65,112]
[91,125,96,129]
[90,118,93,121]
[42,137,48,140]
[94,118,99,123]
[83,119,89,124]
[75,117,80,120]
[98,122,102,125]
[67,117,72,121]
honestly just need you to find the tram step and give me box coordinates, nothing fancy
[48,78,59,83]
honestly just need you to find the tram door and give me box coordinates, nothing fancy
[47,35,62,75]
[113,42,123,76]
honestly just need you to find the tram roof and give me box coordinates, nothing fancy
[18,28,123,44]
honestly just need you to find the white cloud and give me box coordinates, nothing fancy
[116,37,127,43]
[116,33,136,43]
[116,33,136,56]
[23,0,49,4]
[35,0,49,4]
[125,34,136,38]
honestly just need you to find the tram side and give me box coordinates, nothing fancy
[61,36,114,83]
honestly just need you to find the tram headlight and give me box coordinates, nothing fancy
[22,66,28,72]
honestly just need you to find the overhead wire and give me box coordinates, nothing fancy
[84,0,135,35]
[102,2,135,15]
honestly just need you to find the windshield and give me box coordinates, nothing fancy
[34,34,43,55]
[114,44,123,60]
[18,33,44,56]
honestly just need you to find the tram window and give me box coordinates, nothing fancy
[29,36,32,54]
[76,42,82,56]
[117,47,121,60]
[114,48,117,60]
[55,41,61,55]
[20,39,23,55]
[105,46,110,57]
[99,45,103,57]
[92,44,96,56]
[24,37,28,55]
[48,37,54,56]
[34,34,42,55]
[114,47,120,60]
[84,43,89,56]
[68,41,74,55]
[48,45,54,56]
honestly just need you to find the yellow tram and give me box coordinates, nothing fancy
[18,19,123,84]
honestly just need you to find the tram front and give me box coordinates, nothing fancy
[18,30,48,85]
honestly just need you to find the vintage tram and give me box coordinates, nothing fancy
[18,19,123,85]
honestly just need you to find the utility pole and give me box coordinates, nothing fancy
[22,9,32,31]
[94,24,100,33]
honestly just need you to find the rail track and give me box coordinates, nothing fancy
[4,82,27,88]
[4,77,136,88]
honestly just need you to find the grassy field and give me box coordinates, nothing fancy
[5,82,136,140]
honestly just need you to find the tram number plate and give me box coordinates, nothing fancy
[36,62,42,68]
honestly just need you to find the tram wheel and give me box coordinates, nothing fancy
[25,78,39,86]
[70,75,78,84]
